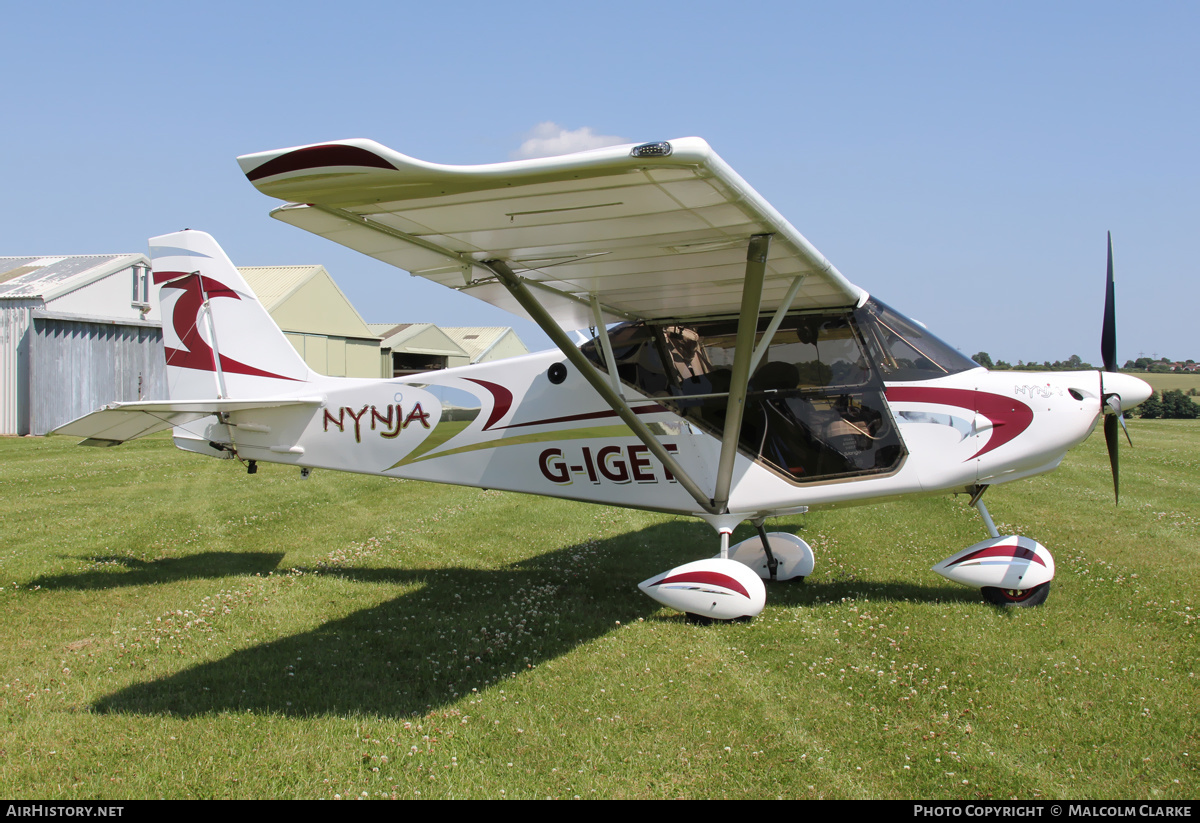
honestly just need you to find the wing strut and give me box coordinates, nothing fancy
[483,233,776,518]
[482,258,720,515]
[590,294,624,399]
[712,234,772,513]
[748,274,805,376]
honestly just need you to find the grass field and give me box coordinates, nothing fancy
[0,423,1196,799]
[1134,372,1200,405]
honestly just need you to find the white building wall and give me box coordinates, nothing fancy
[49,264,160,324]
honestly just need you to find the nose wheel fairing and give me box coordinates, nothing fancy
[932,535,1056,598]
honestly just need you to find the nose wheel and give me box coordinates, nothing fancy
[981,582,1051,608]
[933,488,1056,608]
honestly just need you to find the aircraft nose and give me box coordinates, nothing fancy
[1104,372,1153,411]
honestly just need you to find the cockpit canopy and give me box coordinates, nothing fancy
[856,298,979,381]
[581,298,975,484]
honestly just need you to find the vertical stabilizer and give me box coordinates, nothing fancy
[150,230,315,399]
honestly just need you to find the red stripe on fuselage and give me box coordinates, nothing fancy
[885,386,1033,460]
[463,378,513,431]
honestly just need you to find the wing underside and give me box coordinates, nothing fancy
[238,138,864,329]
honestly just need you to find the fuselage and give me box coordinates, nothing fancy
[148,234,1148,522]
[177,344,1145,521]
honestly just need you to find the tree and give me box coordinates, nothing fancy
[972,351,994,369]
[1162,390,1200,419]
[1138,391,1163,419]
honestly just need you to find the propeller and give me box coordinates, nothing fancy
[1099,232,1133,503]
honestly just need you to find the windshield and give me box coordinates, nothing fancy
[854,298,979,381]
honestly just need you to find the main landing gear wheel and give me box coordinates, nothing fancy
[981,582,1050,608]
[721,532,814,581]
[684,612,753,625]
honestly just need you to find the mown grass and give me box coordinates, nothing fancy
[1132,372,1199,394]
[1133,373,1200,407]
[0,423,1195,799]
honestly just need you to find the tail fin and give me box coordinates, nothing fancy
[150,230,315,399]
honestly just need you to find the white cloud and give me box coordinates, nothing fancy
[511,122,629,160]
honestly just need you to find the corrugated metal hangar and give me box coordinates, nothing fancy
[443,326,529,366]
[370,324,529,376]
[0,254,161,436]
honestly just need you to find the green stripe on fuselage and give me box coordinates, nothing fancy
[388,424,634,470]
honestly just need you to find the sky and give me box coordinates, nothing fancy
[3,1,1196,365]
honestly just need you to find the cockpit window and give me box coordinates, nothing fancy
[855,298,979,381]
[581,312,907,484]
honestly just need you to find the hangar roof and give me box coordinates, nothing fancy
[0,254,147,302]
[370,322,467,357]
[239,265,378,340]
[441,326,524,362]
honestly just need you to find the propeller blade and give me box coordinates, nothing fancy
[1101,232,1117,373]
[1104,391,1135,447]
[1104,413,1120,504]
[1099,232,1127,503]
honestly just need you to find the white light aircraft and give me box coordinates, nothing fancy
[54,137,1152,620]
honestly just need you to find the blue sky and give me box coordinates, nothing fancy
[3,1,1196,364]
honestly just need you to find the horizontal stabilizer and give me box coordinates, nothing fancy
[50,397,324,446]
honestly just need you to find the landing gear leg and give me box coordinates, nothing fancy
[969,484,1000,539]
[931,485,1056,607]
[721,522,812,582]
[754,521,780,581]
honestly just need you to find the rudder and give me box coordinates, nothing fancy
[150,230,315,400]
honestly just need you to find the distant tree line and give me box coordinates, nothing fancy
[972,353,1197,374]
[1138,390,1200,419]
[971,352,1095,371]
[1122,357,1197,373]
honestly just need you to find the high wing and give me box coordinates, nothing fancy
[51,398,323,446]
[237,138,863,329]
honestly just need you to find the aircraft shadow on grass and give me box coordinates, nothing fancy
[87,521,976,719]
[30,552,288,590]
